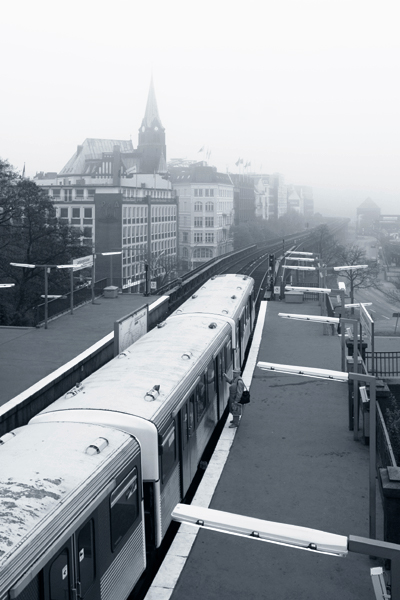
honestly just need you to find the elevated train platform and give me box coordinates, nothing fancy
[146,300,383,600]
[0,293,161,406]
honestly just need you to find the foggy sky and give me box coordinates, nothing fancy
[1,0,399,218]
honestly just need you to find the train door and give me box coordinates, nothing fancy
[236,322,241,369]
[216,352,225,419]
[43,540,74,600]
[42,518,97,600]
[179,393,196,498]
[75,519,96,600]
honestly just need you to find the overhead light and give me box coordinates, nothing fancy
[333,265,368,271]
[171,504,348,557]
[257,361,348,382]
[278,313,339,324]
[282,266,316,271]
[10,262,35,268]
[344,303,372,308]
[285,286,331,294]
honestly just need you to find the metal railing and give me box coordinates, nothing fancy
[366,351,400,377]
[35,279,108,325]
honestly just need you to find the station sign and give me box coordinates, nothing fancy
[73,255,93,271]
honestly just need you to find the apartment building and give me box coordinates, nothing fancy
[170,162,234,270]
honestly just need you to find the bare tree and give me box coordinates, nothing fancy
[334,244,379,310]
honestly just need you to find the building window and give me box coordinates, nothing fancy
[194,189,198,197]
[205,233,214,243]
[76,189,84,198]
[183,232,188,243]
[205,217,214,228]
[193,247,213,258]
[205,202,213,212]
[194,233,203,243]
[52,189,61,198]
[194,217,203,228]
[194,202,202,212]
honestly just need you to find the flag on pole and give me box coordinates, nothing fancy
[22,163,25,177]
[235,158,241,166]
[198,146,204,153]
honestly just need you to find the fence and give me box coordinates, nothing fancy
[376,401,397,469]
[35,279,108,326]
[366,351,400,377]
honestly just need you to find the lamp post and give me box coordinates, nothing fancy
[256,361,378,541]
[10,262,75,329]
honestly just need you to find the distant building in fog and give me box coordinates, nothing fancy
[356,197,381,234]
[229,174,256,225]
[35,79,178,292]
[250,172,313,221]
[169,161,234,270]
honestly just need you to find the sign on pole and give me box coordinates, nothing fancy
[73,255,93,271]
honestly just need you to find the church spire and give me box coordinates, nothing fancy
[141,76,163,130]
[138,77,166,174]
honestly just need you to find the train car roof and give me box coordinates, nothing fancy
[35,314,232,431]
[171,274,254,318]
[0,422,139,592]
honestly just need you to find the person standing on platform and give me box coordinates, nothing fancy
[223,369,244,428]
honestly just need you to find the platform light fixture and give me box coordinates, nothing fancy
[171,504,348,556]
[333,265,368,271]
[171,504,400,599]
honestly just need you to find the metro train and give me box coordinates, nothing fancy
[0,274,255,600]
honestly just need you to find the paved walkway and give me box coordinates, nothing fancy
[147,300,383,600]
[0,293,158,405]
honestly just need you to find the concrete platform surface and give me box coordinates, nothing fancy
[149,300,382,600]
[0,293,157,405]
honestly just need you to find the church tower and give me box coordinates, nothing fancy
[138,77,167,174]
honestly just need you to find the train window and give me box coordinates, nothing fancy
[188,394,195,435]
[160,424,177,484]
[110,468,139,551]
[225,340,232,370]
[196,375,207,422]
[77,520,95,596]
[181,404,188,448]
[49,548,71,600]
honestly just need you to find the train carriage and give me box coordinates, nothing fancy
[30,275,254,556]
[0,422,144,600]
[171,274,255,368]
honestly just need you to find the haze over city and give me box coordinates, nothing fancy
[1,0,399,217]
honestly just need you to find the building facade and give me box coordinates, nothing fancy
[170,162,234,270]
[229,175,256,225]
[35,81,178,292]
[251,173,314,221]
